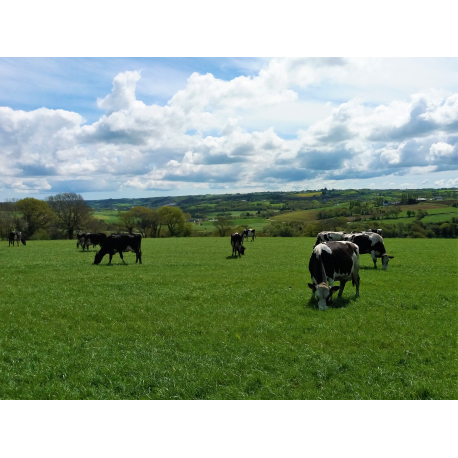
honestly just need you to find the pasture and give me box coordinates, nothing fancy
[272,202,458,224]
[0,237,456,399]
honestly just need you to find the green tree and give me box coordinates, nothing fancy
[119,211,137,234]
[392,205,402,218]
[15,198,56,238]
[46,193,93,239]
[121,206,157,237]
[213,217,234,236]
[157,206,185,236]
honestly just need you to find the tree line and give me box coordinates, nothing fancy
[0,193,193,240]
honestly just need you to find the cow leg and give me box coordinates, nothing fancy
[328,279,334,303]
[354,274,360,297]
[371,251,377,268]
[338,280,347,298]
[119,252,126,263]
[136,251,142,264]
[108,252,113,264]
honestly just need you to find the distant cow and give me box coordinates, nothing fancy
[242,228,256,241]
[80,232,107,251]
[314,231,346,247]
[308,241,360,310]
[345,232,393,269]
[9,231,26,246]
[76,232,85,248]
[231,232,245,257]
[94,234,142,265]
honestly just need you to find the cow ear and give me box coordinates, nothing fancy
[388,255,394,259]
[308,283,315,290]
[330,286,340,294]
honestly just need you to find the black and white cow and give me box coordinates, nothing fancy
[308,241,360,310]
[314,231,347,247]
[242,228,256,241]
[9,231,26,246]
[230,232,245,257]
[344,232,393,269]
[94,234,142,264]
[80,232,107,251]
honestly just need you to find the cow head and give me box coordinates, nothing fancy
[381,253,394,270]
[308,282,340,310]
[93,251,103,264]
[21,237,26,245]
[240,245,245,255]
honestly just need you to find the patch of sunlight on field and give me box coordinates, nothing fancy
[296,192,322,197]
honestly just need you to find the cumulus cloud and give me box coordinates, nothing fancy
[428,142,454,160]
[435,178,458,187]
[1,58,458,196]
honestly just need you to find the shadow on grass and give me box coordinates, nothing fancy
[93,262,130,267]
[226,255,244,260]
[305,295,359,310]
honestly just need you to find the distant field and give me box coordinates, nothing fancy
[93,210,123,224]
[0,237,456,399]
[368,214,457,225]
[193,218,268,232]
[271,207,328,223]
[272,203,458,225]
[206,211,258,218]
[295,192,322,198]
[394,204,458,218]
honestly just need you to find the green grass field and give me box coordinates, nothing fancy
[93,210,122,224]
[0,237,456,399]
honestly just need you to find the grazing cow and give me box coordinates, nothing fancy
[94,234,142,264]
[242,228,256,241]
[8,231,26,246]
[345,232,393,269]
[308,241,360,310]
[80,232,107,251]
[76,232,85,249]
[230,232,246,257]
[314,231,346,247]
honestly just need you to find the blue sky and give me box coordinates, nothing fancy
[1,6,457,202]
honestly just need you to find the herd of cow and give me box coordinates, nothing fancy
[8,226,393,310]
[309,229,394,310]
[231,227,394,311]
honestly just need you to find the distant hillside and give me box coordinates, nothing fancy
[86,188,458,219]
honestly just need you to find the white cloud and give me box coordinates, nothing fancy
[97,71,144,115]
[1,58,458,198]
[428,142,454,160]
[436,178,458,187]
